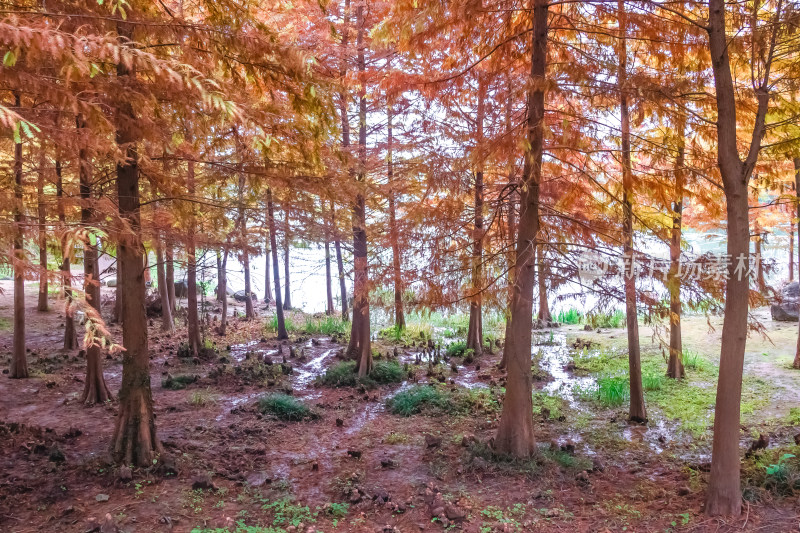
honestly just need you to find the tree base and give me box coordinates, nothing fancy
[111,387,162,466]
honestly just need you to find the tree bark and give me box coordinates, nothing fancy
[186,157,201,356]
[155,237,173,331]
[348,3,373,377]
[667,113,686,379]
[165,243,176,312]
[387,101,405,330]
[57,158,78,350]
[333,202,349,321]
[705,0,774,516]
[794,158,800,369]
[494,0,548,457]
[216,252,224,302]
[618,0,647,423]
[283,207,292,310]
[11,92,28,379]
[37,145,49,312]
[324,201,335,315]
[110,27,160,463]
[267,188,288,339]
[467,79,485,355]
[500,73,517,372]
[219,245,229,336]
[337,0,351,324]
[264,232,273,303]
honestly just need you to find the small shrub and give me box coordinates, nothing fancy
[317,360,404,388]
[556,308,582,325]
[258,394,318,421]
[682,349,704,370]
[189,389,216,406]
[585,310,625,328]
[388,385,452,416]
[162,374,198,390]
[369,360,405,385]
[446,341,467,358]
[318,361,359,387]
[787,407,800,426]
[303,316,347,336]
[642,372,663,391]
[384,431,410,444]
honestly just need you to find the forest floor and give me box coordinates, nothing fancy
[1,280,800,533]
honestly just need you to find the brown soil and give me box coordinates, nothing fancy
[1,281,799,533]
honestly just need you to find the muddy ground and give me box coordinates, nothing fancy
[1,280,799,532]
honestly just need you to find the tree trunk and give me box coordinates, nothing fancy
[705,0,773,515]
[216,252,224,302]
[790,225,794,283]
[467,78,486,355]
[243,250,254,319]
[264,233,273,303]
[37,145,49,312]
[58,158,78,350]
[267,188,288,339]
[156,238,173,331]
[667,113,686,379]
[387,102,405,330]
[114,260,123,324]
[283,207,292,310]
[494,0,548,457]
[324,200,335,315]
[618,0,647,423]
[348,3,372,377]
[166,244,176,312]
[794,158,800,369]
[110,30,160,464]
[186,157,201,356]
[333,202,349,321]
[11,92,28,379]
[536,241,551,322]
[500,73,517,372]
[219,246,229,336]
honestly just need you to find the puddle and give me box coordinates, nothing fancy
[292,349,335,399]
[535,332,595,407]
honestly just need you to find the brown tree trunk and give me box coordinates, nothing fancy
[216,252,224,302]
[705,0,774,515]
[186,157,201,356]
[113,260,123,324]
[500,73,517,372]
[267,188,288,339]
[58,158,78,350]
[667,114,686,379]
[11,92,28,379]
[165,244,176,312]
[790,225,794,283]
[536,241,551,322]
[219,245,229,336]
[324,201,335,315]
[618,0,647,423]
[333,202,349,321]
[78,114,112,403]
[283,207,292,311]
[110,29,161,464]
[243,250,254,319]
[264,232,273,303]
[494,0,548,457]
[387,102,405,330]
[348,3,373,377]
[467,78,486,355]
[155,237,173,331]
[794,158,800,369]
[37,145,49,312]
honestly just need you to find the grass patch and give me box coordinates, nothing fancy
[556,308,582,325]
[189,389,216,406]
[532,391,568,420]
[585,310,625,328]
[301,315,348,336]
[682,349,705,370]
[0,317,10,331]
[317,360,405,388]
[264,314,297,335]
[642,372,664,391]
[162,374,199,390]
[387,384,499,417]
[787,407,800,426]
[258,394,318,421]
[743,447,800,501]
[445,341,467,358]
[384,431,410,444]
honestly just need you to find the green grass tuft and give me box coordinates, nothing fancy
[387,384,499,417]
[162,374,199,390]
[258,393,318,421]
[556,308,582,325]
[317,360,405,388]
[446,341,468,358]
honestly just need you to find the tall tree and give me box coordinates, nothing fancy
[267,188,289,339]
[36,144,48,312]
[466,77,486,355]
[10,92,28,379]
[57,156,78,350]
[387,100,405,330]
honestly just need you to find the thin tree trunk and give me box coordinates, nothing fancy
[79,117,111,405]
[348,3,372,377]
[243,250,254,319]
[494,0,548,457]
[156,237,173,331]
[113,259,123,323]
[37,145,49,312]
[58,158,78,350]
[186,157,201,356]
[467,78,486,355]
[267,188,288,339]
[264,232,272,303]
[705,0,774,515]
[333,202,349,321]
[11,92,28,379]
[324,201,335,315]
[500,72,516,371]
[794,158,800,369]
[283,207,292,310]
[619,0,647,423]
[667,113,686,379]
[790,225,794,283]
[387,102,405,330]
[110,28,161,464]
[220,247,229,335]
[216,252,224,302]
[166,243,176,311]
[536,241,551,322]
